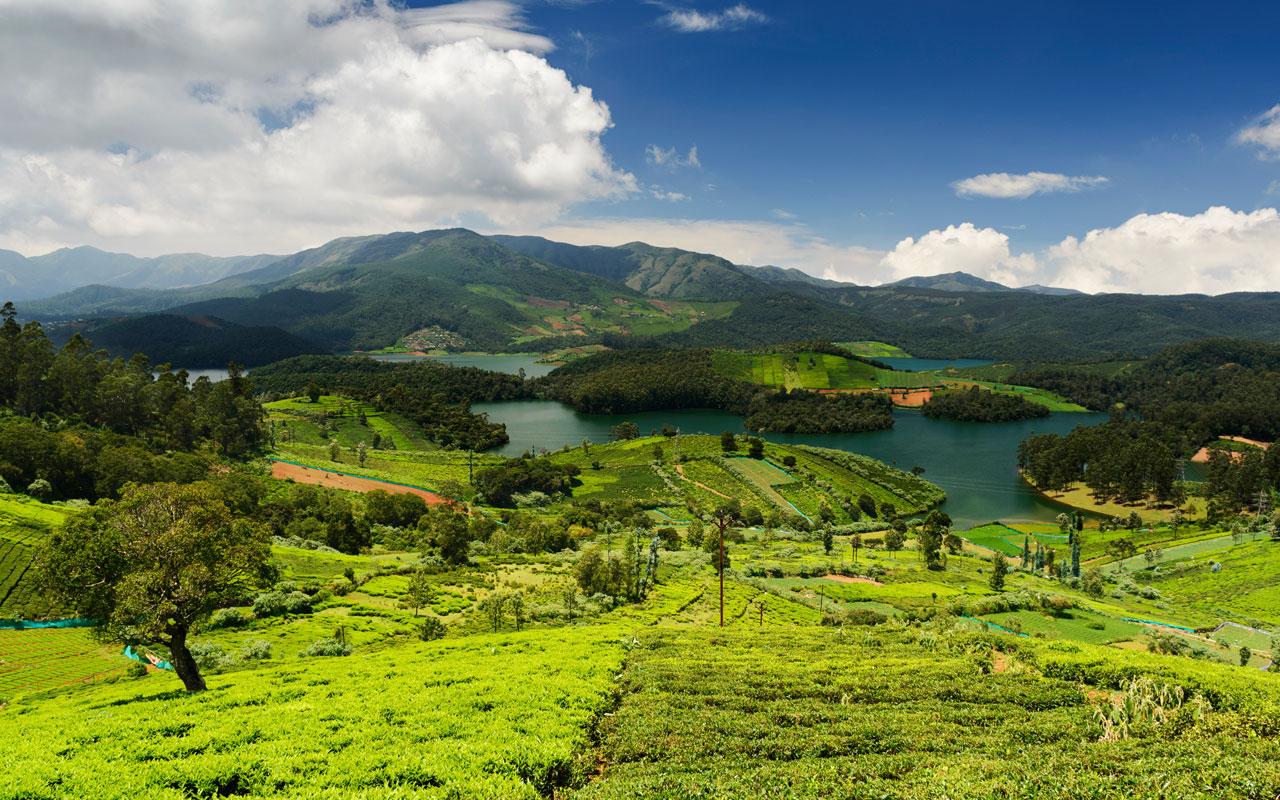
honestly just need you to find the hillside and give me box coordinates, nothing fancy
[48,315,326,368]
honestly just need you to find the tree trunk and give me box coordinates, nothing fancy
[168,626,207,692]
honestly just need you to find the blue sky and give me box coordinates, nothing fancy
[1,0,1278,293]
[516,0,1280,251]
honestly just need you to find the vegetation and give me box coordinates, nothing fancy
[922,385,1051,421]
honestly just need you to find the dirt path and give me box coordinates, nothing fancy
[824,574,885,587]
[270,460,456,507]
[673,463,731,499]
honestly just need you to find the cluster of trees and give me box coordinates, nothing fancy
[1201,446,1280,516]
[1018,421,1182,504]
[473,457,582,507]
[539,347,897,435]
[921,386,1049,423]
[744,390,893,434]
[251,355,526,450]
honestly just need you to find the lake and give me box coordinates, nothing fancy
[471,399,1106,529]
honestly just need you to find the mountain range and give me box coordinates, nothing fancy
[11,228,1280,364]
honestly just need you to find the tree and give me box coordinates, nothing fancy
[720,430,738,452]
[481,592,507,633]
[356,442,368,467]
[821,527,834,554]
[711,502,739,627]
[398,569,437,617]
[989,552,1007,591]
[850,533,862,563]
[1082,566,1105,598]
[609,422,640,441]
[883,527,904,551]
[329,441,341,462]
[1239,644,1252,667]
[432,510,472,565]
[306,382,322,403]
[509,591,526,631]
[748,438,765,459]
[37,482,273,691]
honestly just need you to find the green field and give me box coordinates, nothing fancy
[839,340,913,358]
[876,369,941,389]
[578,627,1280,799]
[0,628,127,696]
[711,349,880,389]
[0,495,74,619]
[941,378,1091,412]
[1,627,629,799]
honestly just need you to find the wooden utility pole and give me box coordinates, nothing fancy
[719,522,725,627]
[711,504,737,628]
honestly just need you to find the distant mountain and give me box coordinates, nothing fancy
[883,272,1014,293]
[1016,284,1083,296]
[48,314,325,368]
[736,263,852,289]
[0,245,281,301]
[491,235,767,299]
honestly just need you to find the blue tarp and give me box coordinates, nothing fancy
[0,618,97,630]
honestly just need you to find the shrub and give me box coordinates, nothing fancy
[418,617,447,641]
[299,638,354,657]
[125,660,149,678]
[189,642,232,671]
[26,478,52,499]
[283,591,313,614]
[207,607,249,629]
[239,639,273,661]
[252,590,287,617]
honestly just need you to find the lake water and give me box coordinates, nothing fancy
[876,357,996,372]
[471,400,1106,528]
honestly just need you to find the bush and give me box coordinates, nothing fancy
[283,591,313,614]
[418,617,447,641]
[189,642,232,671]
[299,638,354,657]
[26,478,52,500]
[207,607,249,629]
[125,660,149,678]
[252,590,287,617]
[239,639,273,661]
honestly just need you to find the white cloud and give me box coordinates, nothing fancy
[518,217,884,280]
[770,208,797,219]
[1237,105,1280,158]
[1268,180,1280,195]
[952,171,1109,199]
[646,144,700,168]
[1045,206,1280,295]
[878,223,1035,287]
[660,4,767,32]
[0,0,635,256]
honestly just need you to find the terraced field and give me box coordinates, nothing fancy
[0,495,73,618]
[711,350,880,389]
[0,628,127,696]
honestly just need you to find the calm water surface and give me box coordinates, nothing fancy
[472,400,1106,528]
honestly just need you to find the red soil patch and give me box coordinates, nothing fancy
[1190,436,1272,463]
[824,574,885,587]
[567,313,585,324]
[612,297,630,306]
[547,318,577,331]
[651,300,678,314]
[271,461,454,507]
[886,389,932,407]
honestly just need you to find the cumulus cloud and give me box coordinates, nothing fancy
[646,144,700,168]
[1045,206,1280,295]
[659,4,767,32]
[952,172,1109,199]
[878,223,1035,287]
[0,0,635,256]
[522,217,883,281]
[1237,105,1280,158]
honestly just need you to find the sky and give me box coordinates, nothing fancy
[1,0,1279,294]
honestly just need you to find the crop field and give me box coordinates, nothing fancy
[578,627,1280,799]
[0,495,73,618]
[1143,539,1280,627]
[980,608,1143,644]
[941,379,1090,412]
[268,395,432,452]
[839,340,913,358]
[711,349,879,390]
[0,628,127,697]
[875,368,943,389]
[1,626,630,800]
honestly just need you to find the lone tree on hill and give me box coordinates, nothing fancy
[306,382,322,403]
[37,482,274,691]
[989,552,1007,591]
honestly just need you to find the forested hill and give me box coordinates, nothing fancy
[20,227,1280,361]
[47,314,325,368]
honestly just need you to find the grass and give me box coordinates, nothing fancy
[875,369,941,389]
[941,379,1090,412]
[1142,539,1280,627]
[711,350,879,390]
[0,494,74,618]
[1,626,629,799]
[578,626,1280,799]
[0,628,127,696]
[839,341,913,358]
[980,608,1143,644]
